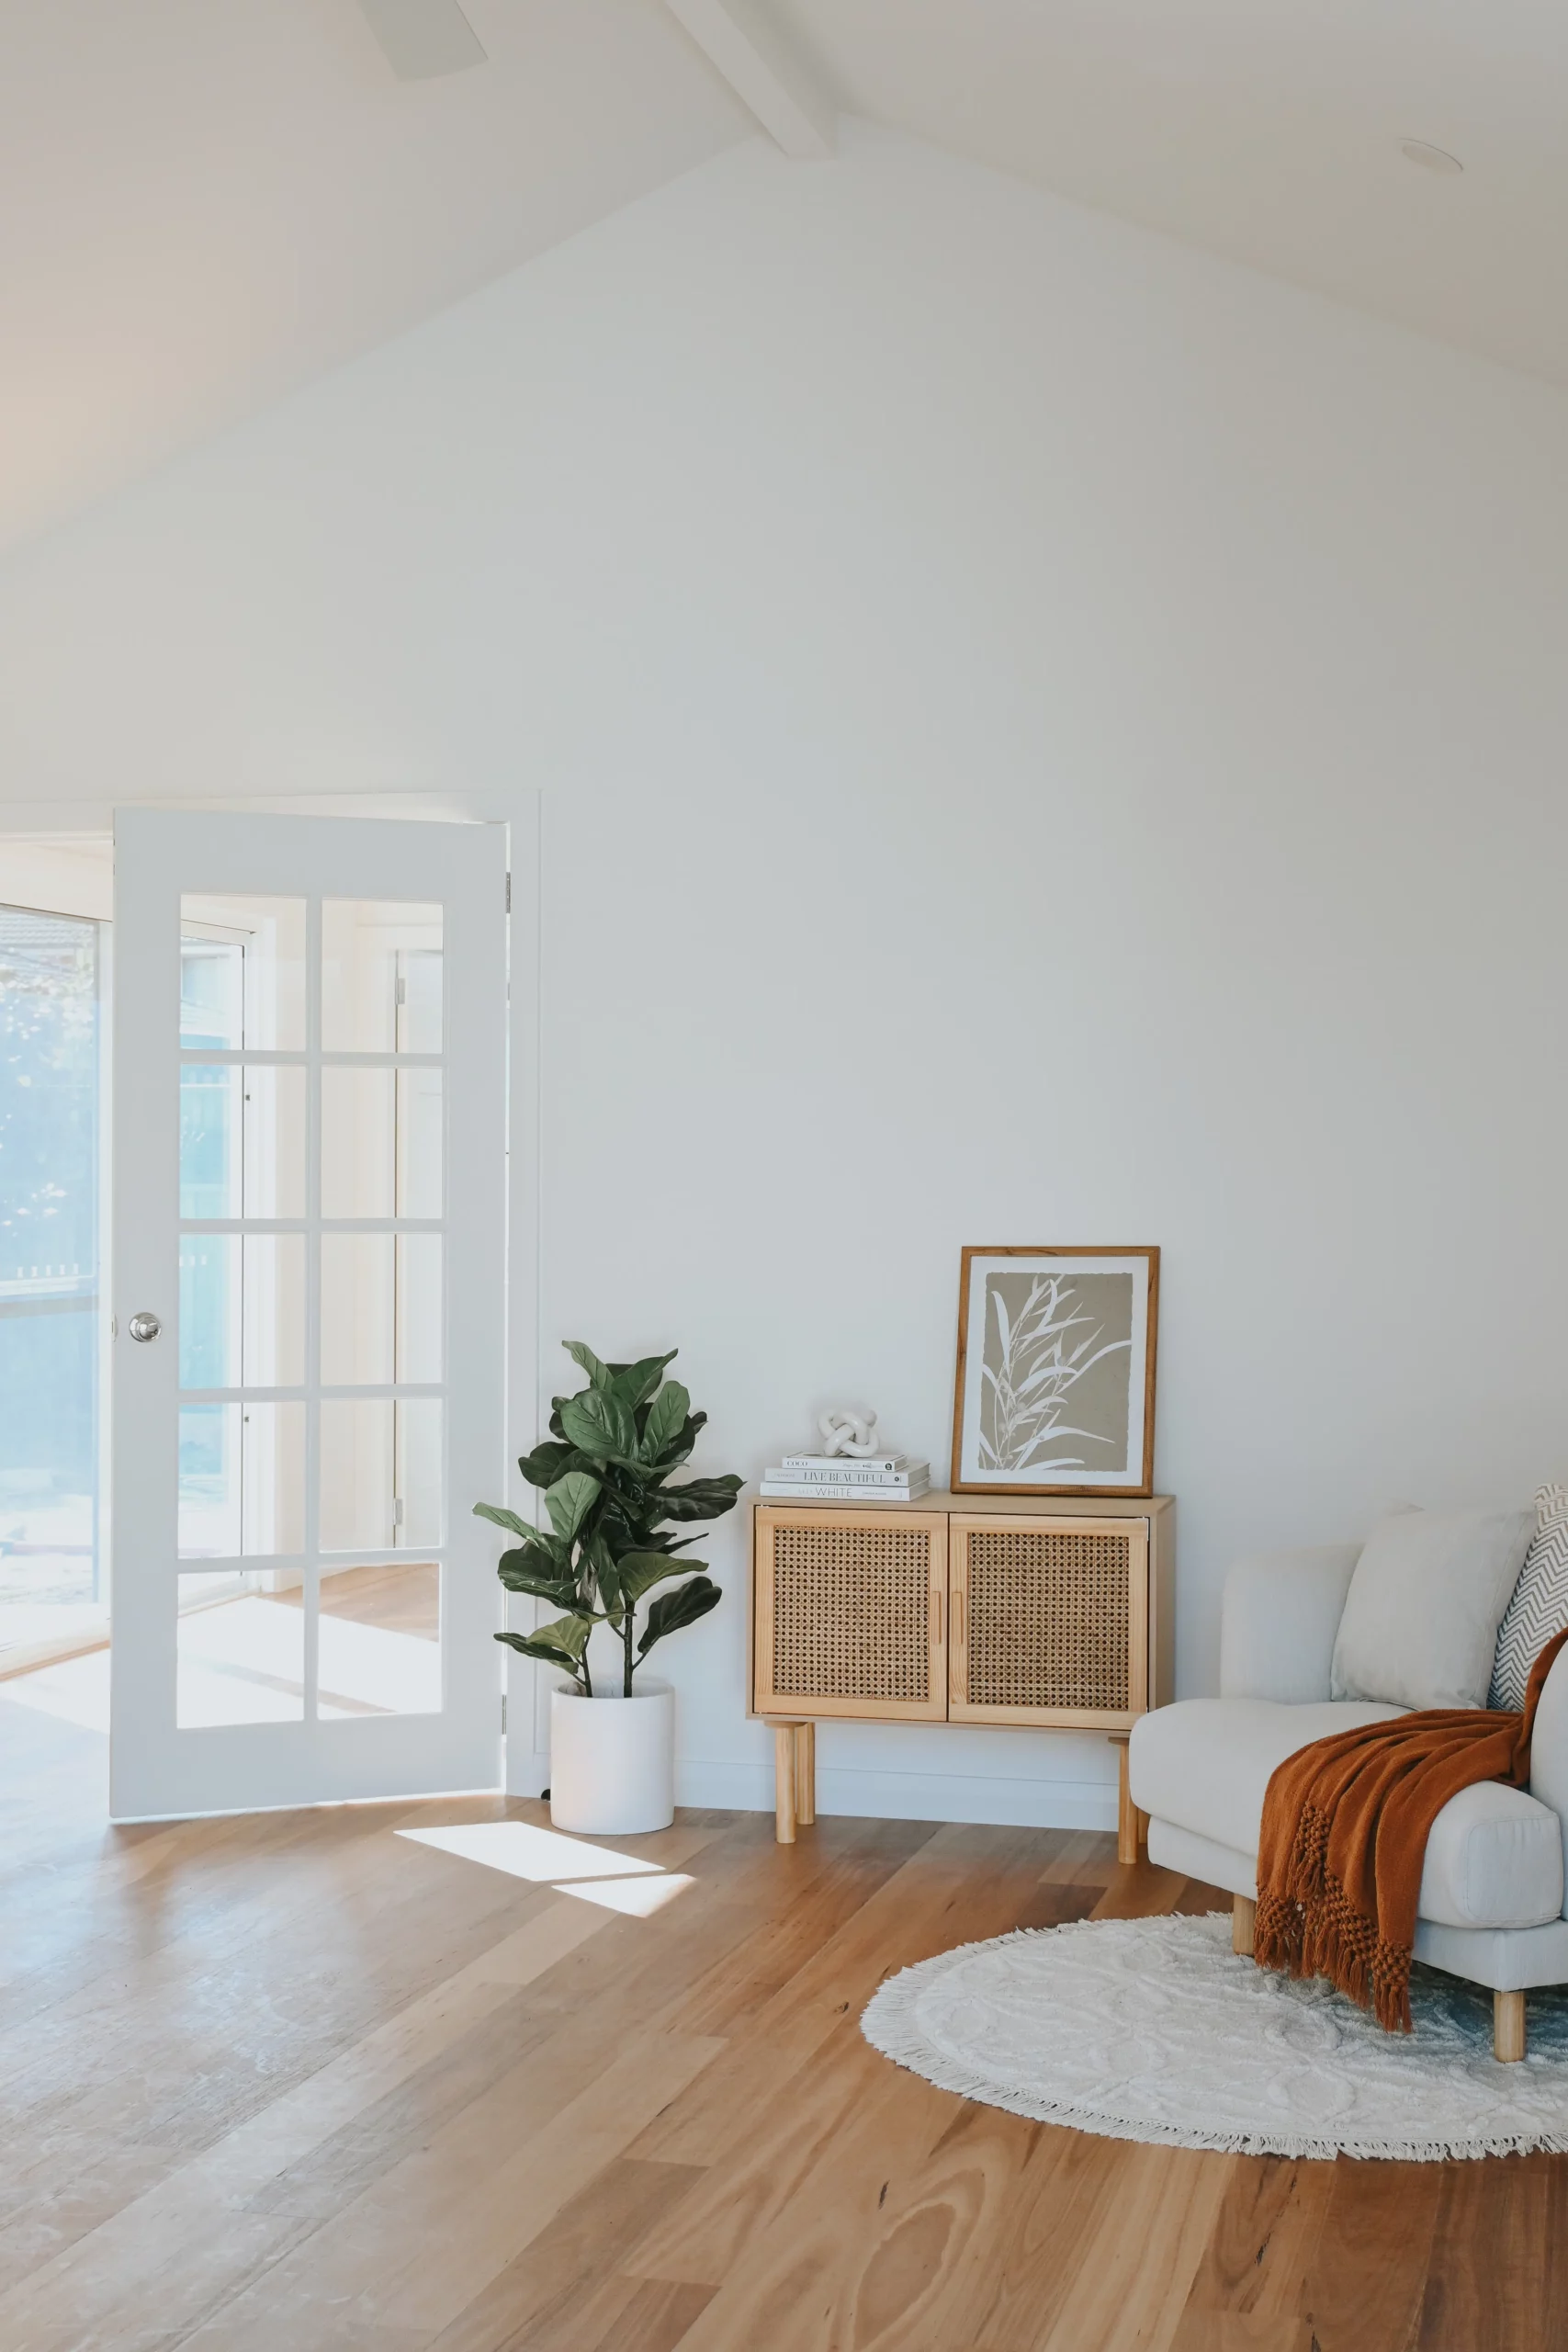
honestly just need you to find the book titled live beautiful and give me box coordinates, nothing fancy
[759,1482,931,1502]
[760,1455,931,1503]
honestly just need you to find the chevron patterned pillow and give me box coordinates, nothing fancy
[1489,1484,1568,1712]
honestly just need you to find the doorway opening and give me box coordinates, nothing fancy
[0,903,107,1676]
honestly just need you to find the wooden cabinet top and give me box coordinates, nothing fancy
[752,1490,1173,1519]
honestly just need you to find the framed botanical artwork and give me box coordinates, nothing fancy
[951,1246,1159,1496]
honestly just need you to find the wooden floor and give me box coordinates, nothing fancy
[1,1701,1563,2352]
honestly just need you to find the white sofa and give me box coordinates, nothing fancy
[1128,1543,1568,2060]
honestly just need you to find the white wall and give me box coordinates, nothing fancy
[4,122,1568,1826]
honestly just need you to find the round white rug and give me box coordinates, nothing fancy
[862,1912,1568,2161]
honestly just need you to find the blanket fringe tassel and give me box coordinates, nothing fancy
[1255,1802,1414,2032]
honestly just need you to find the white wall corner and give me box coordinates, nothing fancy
[662,0,836,159]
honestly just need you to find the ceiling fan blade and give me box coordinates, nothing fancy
[357,0,487,81]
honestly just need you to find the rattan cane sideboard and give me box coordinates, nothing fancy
[750,1490,1174,1852]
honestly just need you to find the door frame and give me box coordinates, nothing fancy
[1,789,546,1803]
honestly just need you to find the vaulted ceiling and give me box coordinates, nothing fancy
[781,0,1568,393]
[3,0,1565,558]
[0,0,750,553]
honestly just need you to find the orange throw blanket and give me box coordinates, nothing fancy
[1254,1628,1568,2031]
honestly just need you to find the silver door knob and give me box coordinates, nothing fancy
[128,1312,162,1343]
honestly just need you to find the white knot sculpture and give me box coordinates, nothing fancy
[817,1408,882,1459]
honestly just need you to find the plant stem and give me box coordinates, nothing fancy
[581,1652,593,1700]
[624,1601,635,1698]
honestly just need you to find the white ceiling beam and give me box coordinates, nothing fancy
[356,0,486,82]
[663,0,836,159]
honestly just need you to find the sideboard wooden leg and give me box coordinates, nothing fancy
[793,1721,816,1826]
[1233,1894,1257,1957]
[1114,1737,1139,1865]
[773,1723,796,1845]
[1495,1989,1526,2063]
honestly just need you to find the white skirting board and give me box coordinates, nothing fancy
[683,1759,1117,1829]
[507,1747,1119,1830]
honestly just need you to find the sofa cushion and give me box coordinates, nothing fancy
[1219,1544,1362,1703]
[1330,1505,1532,1711]
[1491,1484,1568,1712]
[1130,1698,1565,1931]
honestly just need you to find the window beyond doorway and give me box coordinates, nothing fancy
[0,905,106,1667]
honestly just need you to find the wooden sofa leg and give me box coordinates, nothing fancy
[1494,1989,1526,2064]
[1232,1895,1256,1957]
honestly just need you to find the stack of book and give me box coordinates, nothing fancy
[760,1453,931,1503]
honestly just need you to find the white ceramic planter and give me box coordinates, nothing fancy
[549,1685,675,1836]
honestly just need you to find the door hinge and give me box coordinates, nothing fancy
[504,872,512,913]
[501,1694,508,1734]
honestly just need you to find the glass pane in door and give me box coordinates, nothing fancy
[179,1065,306,1219]
[178,1235,305,1389]
[321,901,442,1051]
[177,1568,305,1725]
[180,899,306,1051]
[177,1402,305,1558]
[321,1068,443,1220]
[318,1563,440,1717]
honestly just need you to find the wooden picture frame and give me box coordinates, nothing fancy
[950,1245,1158,1497]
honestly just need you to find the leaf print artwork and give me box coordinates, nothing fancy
[954,1249,1156,1494]
[978,1272,1133,1474]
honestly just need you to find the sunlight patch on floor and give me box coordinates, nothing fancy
[557,1871,694,1916]
[398,1819,698,1919]
[398,1820,664,1881]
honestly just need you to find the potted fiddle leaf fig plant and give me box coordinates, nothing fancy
[476,1341,742,1835]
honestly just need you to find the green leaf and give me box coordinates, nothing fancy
[496,1532,571,1575]
[545,1469,603,1544]
[563,1340,614,1390]
[495,1630,587,1678]
[648,1408,706,1471]
[495,1545,580,1606]
[640,1380,690,1463]
[648,1476,744,1523]
[528,1610,593,1661]
[517,1440,577,1488]
[473,1501,533,1539]
[609,1351,678,1411]
[637,1574,722,1656]
[615,1550,705,1609]
[559,1386,640,1464]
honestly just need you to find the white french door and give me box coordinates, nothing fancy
[109,811,507,1819]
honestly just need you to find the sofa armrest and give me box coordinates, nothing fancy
[1528,1642,1568,1919]
[1219,1544,1362,1702]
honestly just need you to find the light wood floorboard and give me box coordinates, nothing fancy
[0,1691,1561,2350]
